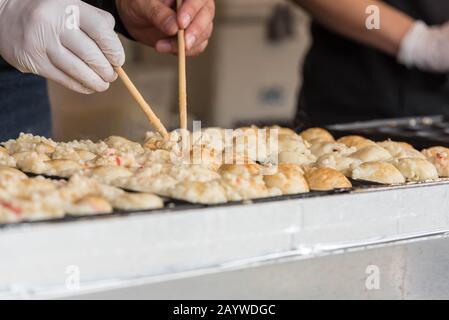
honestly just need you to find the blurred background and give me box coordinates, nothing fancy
[49,0,311,142]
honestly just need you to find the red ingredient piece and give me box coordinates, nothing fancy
[0,201,22,216]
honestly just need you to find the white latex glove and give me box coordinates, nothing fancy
[398,20,449,73]
[0,0,125,94]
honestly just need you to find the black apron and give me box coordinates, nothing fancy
[0,59,52,141]
[297,0,449,128]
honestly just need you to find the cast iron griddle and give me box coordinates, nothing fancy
[327,115,449,150]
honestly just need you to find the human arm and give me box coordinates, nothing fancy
[293,0,449,72]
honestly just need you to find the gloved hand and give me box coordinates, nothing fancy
[0,0,125,94]
[398,20,449,73]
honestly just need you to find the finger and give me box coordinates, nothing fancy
[155,19,214,56]
[79,2,126,67]
[188,22,213,51]
[131,27,168,48]
[39,61,94,95]
[48,43,109,92]
[156,37,209,56]
[187,40,209,57]
[61,30,117,83]
[90,5,116,29]
[155,38,176,54]
[178,0,209,29]
[184,4,215,50]
[162,0,176,9]
[141,0,178,35]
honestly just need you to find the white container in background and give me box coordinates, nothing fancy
[208,0,310,128]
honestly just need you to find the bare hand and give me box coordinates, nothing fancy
[116,0,215,56]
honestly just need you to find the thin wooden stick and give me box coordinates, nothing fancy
[177,0,188,130]
[115,67,169,139]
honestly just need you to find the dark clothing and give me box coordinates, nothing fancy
[0,70,51,140]
[297,0,449,128]
[0,0,127,141]
[0,57,8,70]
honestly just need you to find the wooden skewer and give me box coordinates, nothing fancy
[115,67,169,140]
[177,0,188,130]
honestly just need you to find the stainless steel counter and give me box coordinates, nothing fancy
[1,181,449,299]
